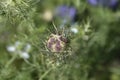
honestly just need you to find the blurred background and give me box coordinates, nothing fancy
[0,0,120,80]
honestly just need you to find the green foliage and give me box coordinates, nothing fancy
[0,0,120,80]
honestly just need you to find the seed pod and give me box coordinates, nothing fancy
[47,34,67,52]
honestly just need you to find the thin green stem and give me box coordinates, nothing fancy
[39,67,53,80]
[5,55,17,68]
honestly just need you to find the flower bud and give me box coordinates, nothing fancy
[42,10,53,22]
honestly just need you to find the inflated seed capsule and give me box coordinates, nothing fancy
[47,34,67,52]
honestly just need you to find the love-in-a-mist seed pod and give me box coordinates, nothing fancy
[47,34,67,52]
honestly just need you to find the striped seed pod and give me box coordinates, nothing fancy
[47,34,67,52]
